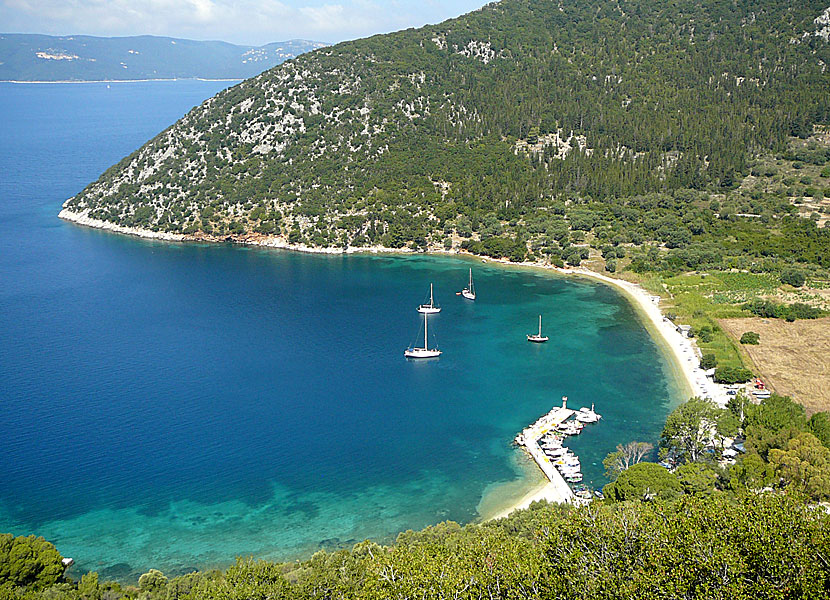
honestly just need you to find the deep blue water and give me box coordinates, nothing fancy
[0,81,686,580]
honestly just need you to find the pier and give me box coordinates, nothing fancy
[514,401,576,504]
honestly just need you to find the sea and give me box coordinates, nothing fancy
[0,80,687,580]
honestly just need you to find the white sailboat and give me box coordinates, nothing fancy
[576,403,602,423]
[405,311,442,359]
[527,315,549,343]
[459,268,476,300]
[417,283,441,314]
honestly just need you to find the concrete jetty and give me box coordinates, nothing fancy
[515,399,576,504]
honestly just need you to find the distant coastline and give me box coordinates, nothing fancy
[3,78,242,84]
[59,205,726,520]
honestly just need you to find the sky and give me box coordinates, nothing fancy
[0,0,489,45]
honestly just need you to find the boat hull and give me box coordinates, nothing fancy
[461,289,475,300]
[527,335,549,343]
[404,348,442,359]
[417,306,441,314]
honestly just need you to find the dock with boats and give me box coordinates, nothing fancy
[514,397,602,504]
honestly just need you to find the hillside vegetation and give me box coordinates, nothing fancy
[63,0,830,266]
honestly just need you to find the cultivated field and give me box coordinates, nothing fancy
[719,317,830,414]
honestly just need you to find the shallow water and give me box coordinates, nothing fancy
[0,81,686,579]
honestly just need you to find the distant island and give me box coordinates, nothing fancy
[0,34,327,81]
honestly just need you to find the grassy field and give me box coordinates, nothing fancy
[719,317,830,414]
[636,271,784,370]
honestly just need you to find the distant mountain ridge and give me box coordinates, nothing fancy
[0,34,327,81]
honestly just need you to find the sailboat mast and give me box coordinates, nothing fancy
[539,315,542,336]
[430,283,434,307]
[424,313,428,349]
[469,268,472,289]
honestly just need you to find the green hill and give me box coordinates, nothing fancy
[0,34,326,81]
[62,0,830,272]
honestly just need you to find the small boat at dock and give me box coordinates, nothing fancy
[527,315,549,343]
[576,404,602,423]
[417,283,441,314]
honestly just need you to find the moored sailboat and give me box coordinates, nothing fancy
[527,315,549,343]
[417,283,441,314]
[405,311,442,358]
[458,268,476,300]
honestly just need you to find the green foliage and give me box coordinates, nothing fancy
[138,569,167,596]
[602,462,682,502]
[699,353,717,370]
[544,492,830,599]
[460,236,526,261]
[675,462,720,497]
[769,433,830,500]
[808,412,830,449]
[661,397,724,463]
[714,366,753,384]
[189,559,290,600]
[0,534,64,589]
[62,0,830,276]
[740,331,760,345]
[77,572,101,600]
[781,268,807,287]
[7,490,830,599]
[745,394,808,436]
[744,298,823,321]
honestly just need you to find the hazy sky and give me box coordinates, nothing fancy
[0,0,489,45]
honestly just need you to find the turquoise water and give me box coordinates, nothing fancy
[0,82,686,580]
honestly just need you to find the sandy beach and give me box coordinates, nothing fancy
[482,265,730,520]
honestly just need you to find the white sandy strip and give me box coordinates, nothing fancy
[488,481,565,520]
[59,208,413,255]
[560,268,729,407]
[486,266,730,520]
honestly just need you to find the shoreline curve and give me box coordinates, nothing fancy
[58,207,728,521]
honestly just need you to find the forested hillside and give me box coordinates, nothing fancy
[62,0,830,270]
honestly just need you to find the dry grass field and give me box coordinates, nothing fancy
[719,317,830,415]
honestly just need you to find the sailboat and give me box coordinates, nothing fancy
[458,268,476,300]
[405,311,442,358]
[527,315,549,343]
[417,283,441,314]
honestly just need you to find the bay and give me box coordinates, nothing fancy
[0,81,686,580]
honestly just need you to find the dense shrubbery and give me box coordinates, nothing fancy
[743,298,823,321]
[0,534,64,589]
[700,353,718,370]
[460,236,527,262]
[740,331,761,345]
[714,366,754,384]
[4,492,830,600]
